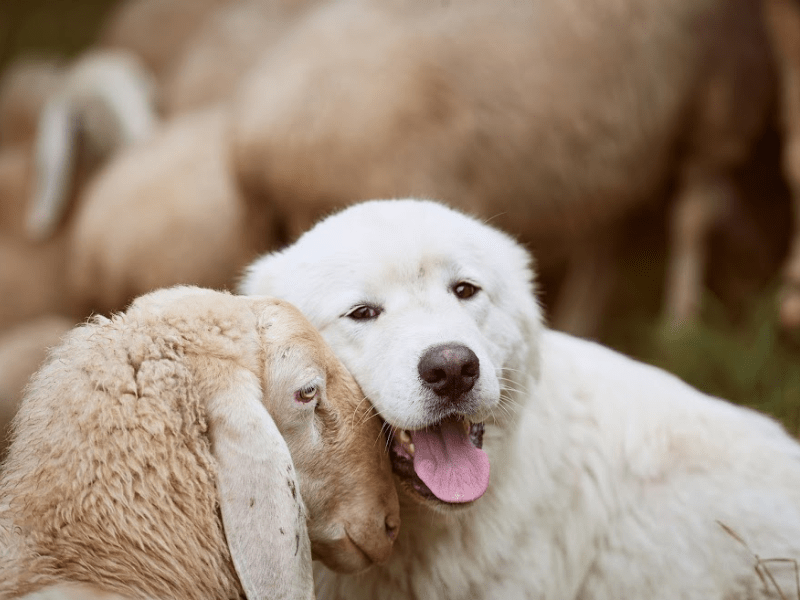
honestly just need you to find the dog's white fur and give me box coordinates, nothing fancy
[241,199,800,600]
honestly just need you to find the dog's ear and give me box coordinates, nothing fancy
[206,368,314,600]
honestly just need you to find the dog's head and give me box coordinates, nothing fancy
[240,199,543,509]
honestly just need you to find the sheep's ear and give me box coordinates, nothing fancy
[206,368,314,600]
[27,97,77,240]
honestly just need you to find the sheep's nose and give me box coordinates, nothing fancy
[418,343,479,401]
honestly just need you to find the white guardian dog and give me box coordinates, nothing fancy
[240,199,800,600]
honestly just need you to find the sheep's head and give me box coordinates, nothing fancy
[129,287,400,578]
[250,297,401,573]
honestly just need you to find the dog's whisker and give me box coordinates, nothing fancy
[495,398,516,420]
[377,420,393,455]
[357,402,383,428]
[496,379,528,393]
[497,396,520,417]
[496,373,529,386]
[498,385,527,400]
[496,374,530,388]
[495,365,528,375]
[351,394,371,424]
[482,211,508,226]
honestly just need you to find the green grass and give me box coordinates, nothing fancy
[604,284,800,437]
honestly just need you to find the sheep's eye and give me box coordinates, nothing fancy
[345,305,382,320]
[453,282,480,299]
[296,384,318,403]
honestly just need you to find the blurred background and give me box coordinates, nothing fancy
[1,0,799,457]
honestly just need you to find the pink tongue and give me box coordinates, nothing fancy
[411,420,490,503]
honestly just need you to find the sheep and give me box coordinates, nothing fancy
[0,146,71,331]
[97,0,233,86]
[0,146,32,238]
[0,236,69,332]
[65,105,262,318]
[231,0,773,336]
[0,145,68,331]
[25,49,158,240]
[60,0,337,317]
[0,56,62,148]
[161,0,322,115]
[0,49,159,330]
[762,0,800,330]
[0,286,400,599]
[0,315,73,460]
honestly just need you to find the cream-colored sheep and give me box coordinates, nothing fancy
[26,49,158,240]
[161,0,321,115]
[0,147,32,238]
[0,148,69,331]
[231,0,772,336]
[0,237,69,332]
[63,0,330,316]
[0,49,159,329]
[98,0,233,86]
[0,56,62,148]
[763,0,800,330]
[0,286,400,599]
[66,106,260,317]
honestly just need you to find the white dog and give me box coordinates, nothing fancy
[241,199,800,600]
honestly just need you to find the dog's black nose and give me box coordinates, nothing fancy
[418,343,479,400]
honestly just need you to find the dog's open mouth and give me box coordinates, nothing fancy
[388,417,489,504]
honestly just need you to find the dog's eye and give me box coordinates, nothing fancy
[453,282,480,299]
[295,383,318,403]
[345,305,382,320]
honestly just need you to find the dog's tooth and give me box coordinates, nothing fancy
[399,429,411,444]
[408,442,415,455]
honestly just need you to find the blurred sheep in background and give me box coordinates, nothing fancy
[26,49,157,240]
[0,56,62,148]
[66,106,254,317]
[0,0,799,454]
[0,49,156,324]
[231,0,774,338]
[97,0,233,85]
[160,0,322,115]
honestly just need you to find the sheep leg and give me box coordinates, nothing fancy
[764,0,800,330]
[663,167,735,328]
[550,233,617,339]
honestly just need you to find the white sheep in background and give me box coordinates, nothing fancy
[0,286,400,599]
[0,121,67,332]
[53,0,321,316]
[65,106,259,317]
[231,0,773,337]
[0,49,159,330]
[161,0,322,115]
[25,49,158,241]
[0,56,62,148]
[97,0,232,87]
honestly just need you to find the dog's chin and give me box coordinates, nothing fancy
[396,478,480,513]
